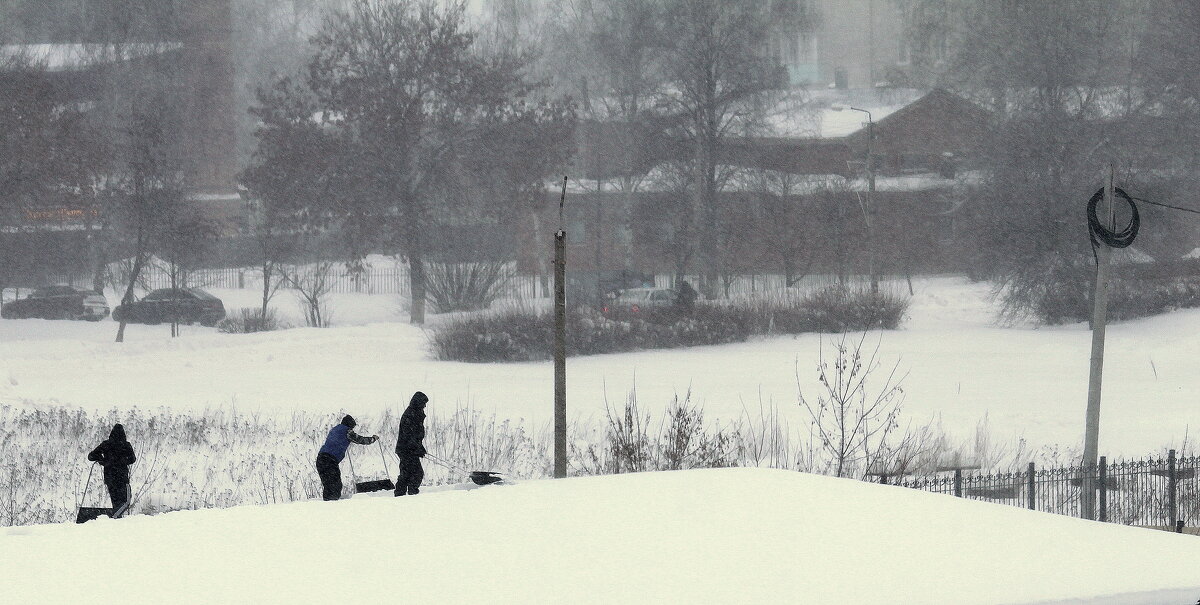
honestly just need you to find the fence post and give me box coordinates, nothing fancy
[1098,456,1107,523]
[954,469,962,498]
[1027,462,1036,510]
[238,270,244,289]
[1169,449,1178,528]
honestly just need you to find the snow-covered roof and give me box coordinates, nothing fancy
[764,88,926,139]
[559,168,973,196]
[0,43,180,72]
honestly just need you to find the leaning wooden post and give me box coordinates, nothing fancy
[1169,449,1177,528]
[1081,166,1116,520]
[954,469,963,498]
[1027,462,1036,510]
[553,176,568,479]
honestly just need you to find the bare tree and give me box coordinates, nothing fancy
[302,0,537,324]
[111,102,188,343]
[156,213,220,336]
[658,0,806,297]
[0,49,61,301]
[797,332,908,478]
[283,260,336,327]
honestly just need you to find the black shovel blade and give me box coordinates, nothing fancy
[355,478,396,493]
[470,471,504,486]
[76,507,113,524]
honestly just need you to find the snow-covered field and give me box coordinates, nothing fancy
[3,468,1199,605]
[2,276,1197,458]
[6,276,1200,603]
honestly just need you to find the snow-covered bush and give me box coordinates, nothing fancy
[570,388,739,475]
[424,262,512,313]
[789,285,909,333]
[429,304,754,362]
[217,308,288,334]
[1033,273,1200,325]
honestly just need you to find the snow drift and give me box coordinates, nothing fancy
[3,468,1199,604]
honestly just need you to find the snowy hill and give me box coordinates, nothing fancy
[2,468,1198,604]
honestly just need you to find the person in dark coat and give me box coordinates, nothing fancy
[675,280,698,314]
[394,391,428,496]
[316,415,378,501]
[87,424,137,518]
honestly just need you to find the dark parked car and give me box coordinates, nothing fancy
[600,287,677,317]
[112,288,226,327]
[1,285,110,321]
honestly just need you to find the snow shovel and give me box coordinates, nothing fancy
[76,463,113,524]
[347,443,396,494]
[425,453,505,486]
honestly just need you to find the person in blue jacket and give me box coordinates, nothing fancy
[316,415,378,501]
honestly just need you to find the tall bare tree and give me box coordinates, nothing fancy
[253,0,540,324]
[658,0,798,297]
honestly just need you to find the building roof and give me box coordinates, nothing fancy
[575,88,990,182]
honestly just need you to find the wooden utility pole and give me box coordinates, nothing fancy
[1081,165,1115,519]
[554,176,567,478]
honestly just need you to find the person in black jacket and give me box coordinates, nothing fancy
[675,280,698,314]
[316,415,378,501]
[87,424,137,518]
[394,392,428,496]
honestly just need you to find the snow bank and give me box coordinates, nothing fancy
[2,468,1198,604]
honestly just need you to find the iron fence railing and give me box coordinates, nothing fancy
[896,450,1199,529]
[33,267,872,300]
[36,264,550,299]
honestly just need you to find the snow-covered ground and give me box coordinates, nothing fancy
[2,276,1197,458]
[2,468,1198,605]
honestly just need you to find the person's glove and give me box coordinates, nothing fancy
[370,435,379,444]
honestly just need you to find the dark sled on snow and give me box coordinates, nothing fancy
[76,507,113,524]
[355,478,396,493]
[470,471,504,486]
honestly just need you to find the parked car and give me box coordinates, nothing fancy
[601,287,677,316]
[112,288,226,327]
[0,285,110,321]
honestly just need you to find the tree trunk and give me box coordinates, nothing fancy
[409,250,426,324]
[115,249,146,343]
[261,260,271,319]
[530,209,548,298]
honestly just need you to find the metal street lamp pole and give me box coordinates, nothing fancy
[838,105,877,292]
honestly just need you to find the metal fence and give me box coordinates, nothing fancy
[41,263,550,299]
[895,450,1199,529]
[40,264,869,300]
